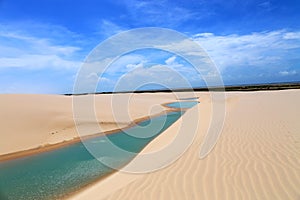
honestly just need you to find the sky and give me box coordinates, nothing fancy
[0,0,300,94]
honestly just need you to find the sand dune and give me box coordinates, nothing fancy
[0,92,192,157]
[70,90,300,200]
[1,90,299,199]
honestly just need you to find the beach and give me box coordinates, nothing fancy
[0,90,299,199]
[0,92,185,158]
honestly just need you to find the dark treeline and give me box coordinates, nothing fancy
[65,82,300,96]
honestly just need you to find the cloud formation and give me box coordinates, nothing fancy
[194,30,300,70]
[1,22,300,94]
[122,0,197,27]
[78,29,300,93]
[0,24,82,69]
[279,70,297,76]
[193,30,300,83]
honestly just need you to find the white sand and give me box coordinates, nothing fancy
[70,90,300,200]
[1,90,299,199]
[0,92,189,156]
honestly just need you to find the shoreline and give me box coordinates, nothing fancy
[0,102,183,162]
[0,99,193,200]
[63,104,193,200]
[65,100,201,200]
[68,90,300,200]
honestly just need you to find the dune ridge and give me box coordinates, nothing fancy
[71,90,300,200]
[0,92,193,159]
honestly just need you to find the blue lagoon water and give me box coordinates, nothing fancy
[166,101,199,109]
[0,111,185,200]
[178,97,199,100]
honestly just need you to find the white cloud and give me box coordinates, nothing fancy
[193,30,300,71]
[258,1,274,11]
[283,32,300,40]
[0,54,79,69]
[0,26,82,69]
[126,62,144,69]
[163,56,199,75]
[108,54,146,73]
[279,70,297,76]
[98,20,124,36]
[111,53,207,91]
[87,72,99,80]
[165,56,176,65]
[194,33,214,37]
[115,65,193,91]
[123,0,197,26]
[156,38,208,57]
[78,28,300,92]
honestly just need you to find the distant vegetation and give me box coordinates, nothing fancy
[65,82,300,95]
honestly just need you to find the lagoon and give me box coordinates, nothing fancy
[0,102,197,200]
[166,101,199,109]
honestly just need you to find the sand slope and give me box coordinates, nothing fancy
[71,90,300,200]
[0,93,186,156]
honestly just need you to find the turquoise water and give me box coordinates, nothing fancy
[166,101,199,109]
[179,97,199,100]
[0,111,184,200]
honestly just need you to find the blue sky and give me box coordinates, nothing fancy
[0,0,300,93]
